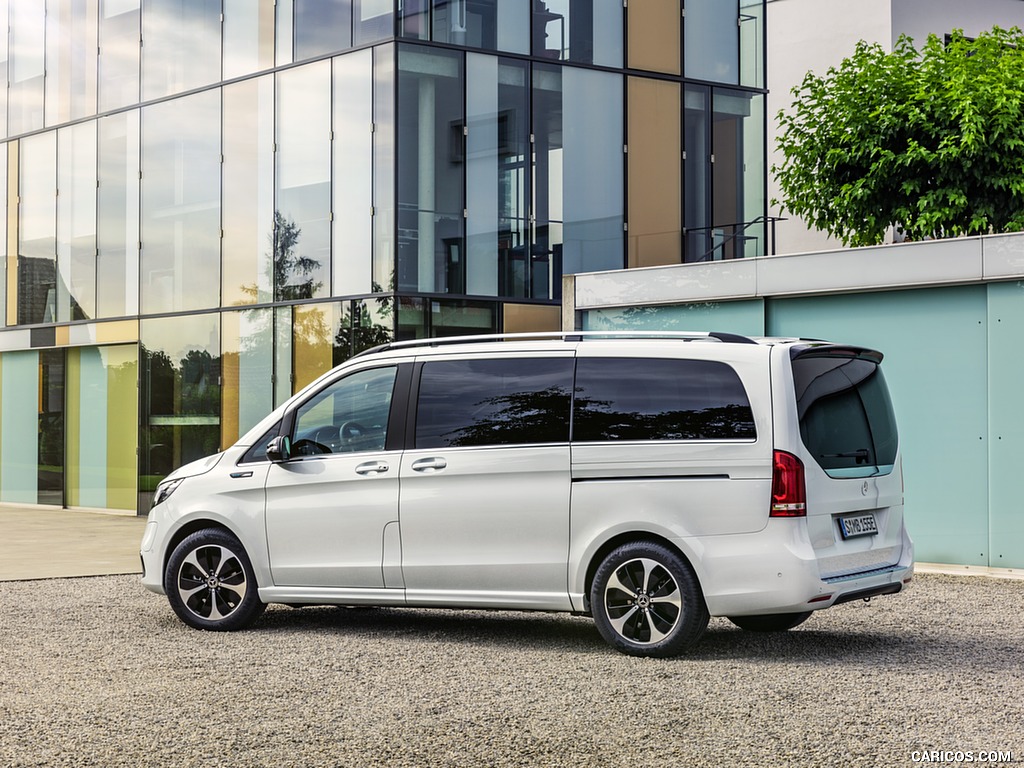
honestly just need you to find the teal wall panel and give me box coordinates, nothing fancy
[582,299,766,335]
[767,287,990,566]
[987,281,1024,569]
[1,351,40,504]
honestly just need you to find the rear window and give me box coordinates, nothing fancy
[573,358,756,442]
[792,353,898,478]
[415,358,573,448]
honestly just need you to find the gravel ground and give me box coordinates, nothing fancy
[0,572,1021,768]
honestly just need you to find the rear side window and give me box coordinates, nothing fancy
[573,358,757,442]
[792,355,898,478]
[415,358,574,448]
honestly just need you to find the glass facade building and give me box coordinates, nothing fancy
[0,0,766,513]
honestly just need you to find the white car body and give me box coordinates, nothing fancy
[141,332,913,657]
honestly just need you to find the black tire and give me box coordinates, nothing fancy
[165,529,266,631]
[727,612,813,632]
[591,541,709,658]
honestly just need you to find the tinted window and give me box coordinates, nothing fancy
[292,367,397,455]
[573,358,756,441]
[415,358,573,448]
[792,355,898,478]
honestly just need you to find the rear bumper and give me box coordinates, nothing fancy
[682,519,914,617]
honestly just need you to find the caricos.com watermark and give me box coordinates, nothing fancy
[910,751,1014,764]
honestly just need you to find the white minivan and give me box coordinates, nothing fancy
[140,331,913,657]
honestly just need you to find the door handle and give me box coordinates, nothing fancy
[355,460,389,476]
[411,457,447,473]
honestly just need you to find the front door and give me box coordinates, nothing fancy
[265,365,402,588]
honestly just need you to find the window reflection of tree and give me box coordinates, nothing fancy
[238,211,323,303]
[573,401,756,442]
[424,385,573,447]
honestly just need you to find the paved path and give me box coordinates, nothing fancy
[0,505,146,581]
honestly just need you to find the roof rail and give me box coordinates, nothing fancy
[354,330,757,358]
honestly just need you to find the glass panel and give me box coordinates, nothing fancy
[99,0,141,112]
[415,357,572,448]
[292,301,342,392]
[7,142,18,327]
[373,45,395,292]
[573,358,756,441]
[97,110,140,318]
[432,0,529,54]
[793,356,898,478]
[628,77,680,268]
[295,0,351,60]
[533,65,623,297]
[532,0,621,67]
[712,88,764,259]
[627,0,679,75]
[292,365,396,455]
[0,350,40,503]
[429,297,494,335]
[57,122,98,322]
[466,55,529,298]
[141,90,221,314]
[684,0,738,85]
[0,144,7,323]
[223,0,275,80]
[46,0,100,127]
[396,46,464,294]
[9,0,46,136]
[37,349,66,506]
[140,312,221,506]
[333,295,394,364]
[142,0,222,100]
[274,304,293,405]
[396,296,495,338]
[399,0,429,40]
[0,0,9,138]
[222,308,273,449]
[66,344,139,510]
[276,62,331,302]
[18,132,57,325]
[276,0,293,66]
[353,0,393,45]
[333,50,373,296]
[739,0,764,89]
[683,85,709,262]
[223,75,274,306]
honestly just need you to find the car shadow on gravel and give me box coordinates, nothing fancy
[238,604,1019,669]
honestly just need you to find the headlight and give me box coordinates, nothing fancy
[152,478,184,507]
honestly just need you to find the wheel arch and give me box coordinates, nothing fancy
[580,531,703,614]
[161,518,240,589]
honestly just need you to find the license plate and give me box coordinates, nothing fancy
[838,513,878,539]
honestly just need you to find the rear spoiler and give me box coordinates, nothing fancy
[789,344,883,365]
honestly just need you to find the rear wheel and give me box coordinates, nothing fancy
[165,529,266,631]
[728,612,812,632]
[591,541,709,658]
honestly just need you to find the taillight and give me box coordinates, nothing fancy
[771,450,806,517]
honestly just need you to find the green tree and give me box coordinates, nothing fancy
[774,27,1024,247]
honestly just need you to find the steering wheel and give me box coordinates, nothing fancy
[339,421,367,445]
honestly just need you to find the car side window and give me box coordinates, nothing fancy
[415,357,574,448]
[573,357,756,441]
[291,366,397,456]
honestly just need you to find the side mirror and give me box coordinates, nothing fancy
[266,435,292,463]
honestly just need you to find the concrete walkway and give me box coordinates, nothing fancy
[0,504,146,581]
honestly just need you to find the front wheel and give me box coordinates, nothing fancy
[165,529,266,631]
[728,612,812,632]
[590,542,709,658]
